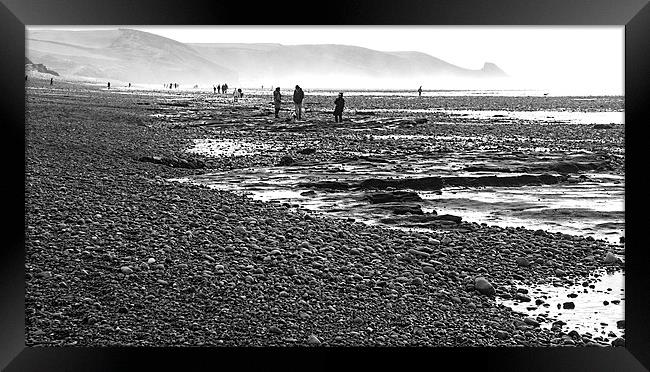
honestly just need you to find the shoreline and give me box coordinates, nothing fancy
[25,79,624,347]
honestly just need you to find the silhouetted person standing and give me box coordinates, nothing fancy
[217,84,221,94]
[238,88,243,98]
[273,87,281,118]
[293,85,304,120]
[223,83,228,95]
[418,86,422,96]
[107,82,111,90]
[169,82,173,89]
[50,78,53,85]
[213,86,216,94]
[128,83,131,88]
[334,92,345,123]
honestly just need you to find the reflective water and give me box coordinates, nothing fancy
[498,269,625,343]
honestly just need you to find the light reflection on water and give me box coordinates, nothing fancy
[497,269,625,343]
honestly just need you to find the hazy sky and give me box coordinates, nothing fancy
[28,26,624,94]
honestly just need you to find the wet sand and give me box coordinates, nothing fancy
[25,79,624,347]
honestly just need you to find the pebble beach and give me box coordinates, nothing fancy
[25,79,625,347]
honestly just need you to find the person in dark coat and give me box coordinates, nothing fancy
[273,87,282,118]
[107,82,111,89]
[50,77,53,85]
[418,86,422,96]
[238,88,243,98]
[217,84,221,94]
[293,85,305,120]
[333,92,345,123]
[222,83,228,95]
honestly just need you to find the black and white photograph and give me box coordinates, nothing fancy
[23,25,626,348]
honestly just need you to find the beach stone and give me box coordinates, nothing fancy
[515,257,531,267]
[278,156,295,166]
[524,317,540,327]
[555,269,567,277]
[147,258,156,264]
[120,266,133,274]
[474,277,495,296]
[495,330,510,340]
[563,302,575,309]
[604,252,617,264]
[307,334,321,345]
[407,249,429,258]
[412,277,423,286]
[422,266,435,274]
[514,293,531,302]
[268,326,282,334]
[36,271,52,279]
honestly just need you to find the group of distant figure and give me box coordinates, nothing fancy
[272,85,344,122]
[36,76,423,124]
[273,85,307,120]
[212,83,229,94]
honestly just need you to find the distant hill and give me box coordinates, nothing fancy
[26,28,508,88]
[189,43,508,88]
[26,29,238,84]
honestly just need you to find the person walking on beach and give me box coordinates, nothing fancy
[213,85,216,94]
[169,82,173,89]
[217,84,221,94]
[222,83,228,95]
[293,85,305,120]
[238,88,243,98]
[273,87,282,118]
[128,83,131,88]
[232,87,238,103]
[107,82,111,90]
[50,77,53,86]
[418,86,422,97]
[333,92,345,123]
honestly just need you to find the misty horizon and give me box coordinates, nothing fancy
[25,26,624,95]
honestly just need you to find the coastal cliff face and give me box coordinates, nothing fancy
[26,28,507,87]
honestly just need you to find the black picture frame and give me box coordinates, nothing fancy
[2,0,648,370]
